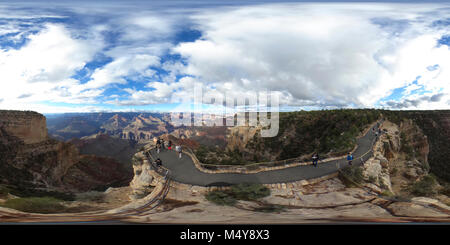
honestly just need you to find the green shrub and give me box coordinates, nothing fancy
[381,190,394,197]
[0,185,11,198]
[75,191,105,202]
[205,191,237,206]
[410,175,438,197]
[205,183,270,206]
[339,166,364,187]
[7,188,75,201]
[0,197,66,213]
[230,183,270,201]
[439,183,450,197]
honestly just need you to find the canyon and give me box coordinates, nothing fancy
[0,110,132,194]
[0,109,449,223]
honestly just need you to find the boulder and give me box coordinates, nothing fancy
[411,197,450,212]
[376,156,389,168]
[364,159,382,178]
[403,168,419,180]
[363,183,382,194]
[387,202,449,218]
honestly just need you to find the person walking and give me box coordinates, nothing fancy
[156,138,161,154]
[347,152,354,165]
[176,145,183,159]
[167,140,172,150]
[312,153,319,167]
[161,138,165,151]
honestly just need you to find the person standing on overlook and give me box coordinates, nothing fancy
[176,145,183,159]
[312,153,319,167]
[156,137,162,154]
[347,152,354,165]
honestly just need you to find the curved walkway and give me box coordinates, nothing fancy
[149,123,380,187]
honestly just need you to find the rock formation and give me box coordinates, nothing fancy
[0,110,48,144]
[0,110,133,193]
[0,111,79,189]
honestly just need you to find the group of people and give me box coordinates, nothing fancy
[311,151,354,167]
[155,124,380,169]
[312,125,381,167]
[154,137,183,168]
[372,125,382,138]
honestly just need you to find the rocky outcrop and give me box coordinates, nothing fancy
[361,156,393,193]
[226,126,260,151]
[119,114,169,142]
[0,110,134,193]
[387,202,449,218]
[0,111,79,189]
[0,110,47,144]
[129,151,156,200]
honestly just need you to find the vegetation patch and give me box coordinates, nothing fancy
[409,175,438,197]
[380,190,394,197]
[230,183,271,201]
[75,191,105,202]
[205,183,271,206]
[205,191,237,206]
[0,185,11,198]
[0,197,66,213]
[338,166,365,187]
[439,182,450,197]
[8,187,75,201]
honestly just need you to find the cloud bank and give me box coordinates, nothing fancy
[0,1,449,113]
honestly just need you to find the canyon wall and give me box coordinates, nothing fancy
[0,110,133,193]
[0,111,79,189]
[0,110,48,144]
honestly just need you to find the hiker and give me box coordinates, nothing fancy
[156,138,161,154]
[167,140,172,150]
[161,138,165,150]
[312,153,319,167]
[347,152,354,165]
[175,145,183,159]
[155,158,162,167]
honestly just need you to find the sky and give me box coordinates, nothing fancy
[0,0,449,113]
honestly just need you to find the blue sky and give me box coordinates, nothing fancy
[0,0,449,113]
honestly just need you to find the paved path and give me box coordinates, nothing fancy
[150,123,379,186]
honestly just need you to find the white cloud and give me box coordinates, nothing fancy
[0,23,104,106]
[2,2,450,113]
[83,54,160,89]
[166,3,450,110]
